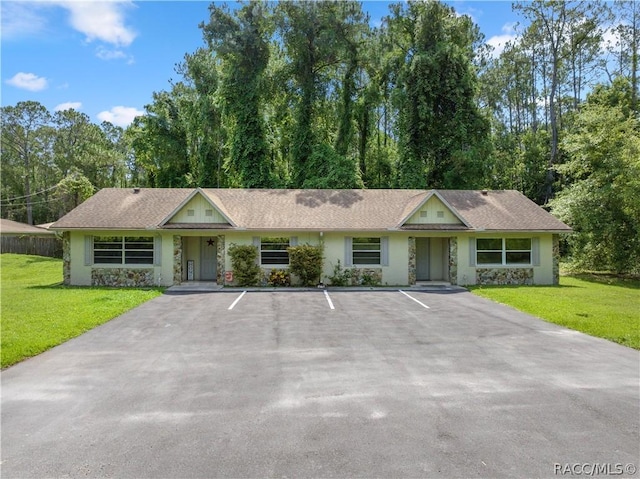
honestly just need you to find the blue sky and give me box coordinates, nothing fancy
[1,1,520,128]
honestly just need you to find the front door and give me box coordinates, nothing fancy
[416,238,430,281]
[201,237,217,281]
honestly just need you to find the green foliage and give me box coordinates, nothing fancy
[326,260,382,287]
[0,254,162,368]
[302,143,364,189]
[551,85,640,275]
[287,244,323,287]
[227,244,261,287]
[327,260,353,286]
[52,169,95,218]
[268,268,290,287]
[390,1,492,189]
[202,2,274,188]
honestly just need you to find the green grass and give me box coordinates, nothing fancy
[470,274,640,349]
[1,254,163,368]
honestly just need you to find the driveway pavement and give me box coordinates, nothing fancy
[1,290,638,478]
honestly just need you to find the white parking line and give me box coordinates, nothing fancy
[228,291,247,310]
[324,290,335,310]
[398,290,430,309]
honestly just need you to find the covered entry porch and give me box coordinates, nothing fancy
[172,234,226,285]
[409,236,456,285]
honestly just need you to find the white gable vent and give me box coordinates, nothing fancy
[420,211,428,218]
[437,211,445,218]
[187,209,195,217]
[205,209,213,217]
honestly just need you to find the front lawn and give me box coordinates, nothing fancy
[0,254,162,368]
[470,275,640,349]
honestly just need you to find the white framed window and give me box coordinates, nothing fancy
[476,238,532,266]
[93,236,155,265]
[260,237,290,265]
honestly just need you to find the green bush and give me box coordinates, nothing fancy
[228,243,261,286]
[288,244,323,286]
[327,260,352,286]
[268,268,290,287]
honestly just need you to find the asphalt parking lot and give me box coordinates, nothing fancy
[1,289,638,478]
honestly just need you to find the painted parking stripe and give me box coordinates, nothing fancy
[398,290,430,309]
[228,291,247,310]
[324,290,335,310]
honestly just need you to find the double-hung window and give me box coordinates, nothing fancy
[93,236,154,265]
[476,238,532,266]
[260,237,290,265]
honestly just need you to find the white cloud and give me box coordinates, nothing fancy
[58,1,137,47]
[6,72,48,92]
[0,2,49,40]
[96,46,127,60]
[55,102,82,112]
[97,106,143,127]
[487,23,519,58]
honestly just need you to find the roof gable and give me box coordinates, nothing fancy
[160,188,235,227]
[400,191,469,228]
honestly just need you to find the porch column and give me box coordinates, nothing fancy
[448,237,458,285]
[552,234,560,285]
[62,231,71,285]
[173,235,182,285]
[216,235,225,284]
[408,236,416,285]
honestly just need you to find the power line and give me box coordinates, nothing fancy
[0,184,60,203]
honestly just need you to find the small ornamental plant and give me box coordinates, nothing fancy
[268,268,290,287]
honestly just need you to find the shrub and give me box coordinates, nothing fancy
[227,243,260,286]
[327,260,352,286]
[268,268,290,287]
[288,244,323,286]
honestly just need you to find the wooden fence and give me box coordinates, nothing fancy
[1,236,63,258]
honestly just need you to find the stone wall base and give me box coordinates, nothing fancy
[92,268,155,287]
[476,268,533,285]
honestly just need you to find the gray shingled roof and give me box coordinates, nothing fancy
[1,219,57,235]
[51,188,571,232]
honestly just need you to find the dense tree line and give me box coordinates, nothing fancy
[2,0,638,274]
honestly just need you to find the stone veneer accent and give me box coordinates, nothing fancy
[348,267,383,286]
[552,234,560,285]
[408,237,416,285]
[216,235,225,284]
[476,268,534,285]
[173,235,182,285]
[448,237,458,285]
[92,268,154,287]
[62,231,71,285]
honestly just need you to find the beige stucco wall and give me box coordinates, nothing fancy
[67,230,176,287]
[66,230,558,287]
[455,233,556,285]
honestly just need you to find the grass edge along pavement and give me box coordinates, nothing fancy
[469,274,640,350]
[0,254,162,368]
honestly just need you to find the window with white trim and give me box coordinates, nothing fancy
[260,237,290,265]
[93,236,155,265]
[476,238,531,265]
[352,237,381,265]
